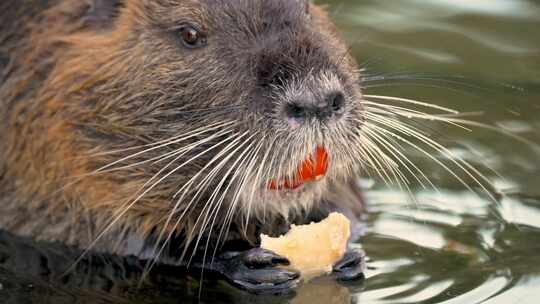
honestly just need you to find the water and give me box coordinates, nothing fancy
[1,1,540,303]
[324,1,540,303]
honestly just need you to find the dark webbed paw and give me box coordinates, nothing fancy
[333,249,366,281]
[214,248,300,294]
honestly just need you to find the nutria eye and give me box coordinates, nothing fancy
[179,26,206,49]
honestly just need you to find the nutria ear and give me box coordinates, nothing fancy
[87,0,125,26]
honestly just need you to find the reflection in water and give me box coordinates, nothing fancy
[292,278,352,304]
[0,228,355,304]
[359,190,540,304]
[411,0,540,18]
[500,196,540,228]
[1,0,540,303]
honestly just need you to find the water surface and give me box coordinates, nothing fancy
[327,1,540,303]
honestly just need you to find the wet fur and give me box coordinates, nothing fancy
[0,0,364,262]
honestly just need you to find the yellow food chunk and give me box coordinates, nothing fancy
[260,212,351,279]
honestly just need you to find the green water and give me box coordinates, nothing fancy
[322,0,540,303]
[1,1,540,303]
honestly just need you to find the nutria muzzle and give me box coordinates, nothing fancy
[284,91,346,123]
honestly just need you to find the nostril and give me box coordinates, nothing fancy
[284,92,346,126]
[286,103,305,119]
[329,92,345,114]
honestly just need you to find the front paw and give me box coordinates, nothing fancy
[215,248,300,294]
[333,249,366,281]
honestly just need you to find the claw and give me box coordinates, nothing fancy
[243,248,290,268]
[233,272,300,295]
[214,248,300,294]
[232,267,300,290]
[333,249,366,281]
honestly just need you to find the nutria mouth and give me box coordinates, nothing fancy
[268,146,329,191]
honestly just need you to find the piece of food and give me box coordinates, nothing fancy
[260,212,351,279]
[268,146,329,190]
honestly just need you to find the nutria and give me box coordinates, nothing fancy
[0,0,369,293]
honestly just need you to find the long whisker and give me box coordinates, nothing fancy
[83,120,235,159]
[92,121,236,174]
[140,131,255,281]
[362,125,437,191]
[211,136,266,263]
[65,124,237,274]
[351,131,396,187]
[186,133,259,262]
[106,125,238,223]
[141,131,252,275]
[364,94,459,114]
[362,112,497,201]
[200,135,264,271]
[363,102,472,131]
[361,128,410,193]
[244,135,277,230]
[54,121,236,201]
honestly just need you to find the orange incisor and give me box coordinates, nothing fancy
[268,146,329,190]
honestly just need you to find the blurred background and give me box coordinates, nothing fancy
[321,0,540,303]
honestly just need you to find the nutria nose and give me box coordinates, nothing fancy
[285,91,346,123]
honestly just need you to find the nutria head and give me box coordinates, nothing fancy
[2,0,364,251]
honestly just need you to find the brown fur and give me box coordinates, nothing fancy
[0,0,364,260]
